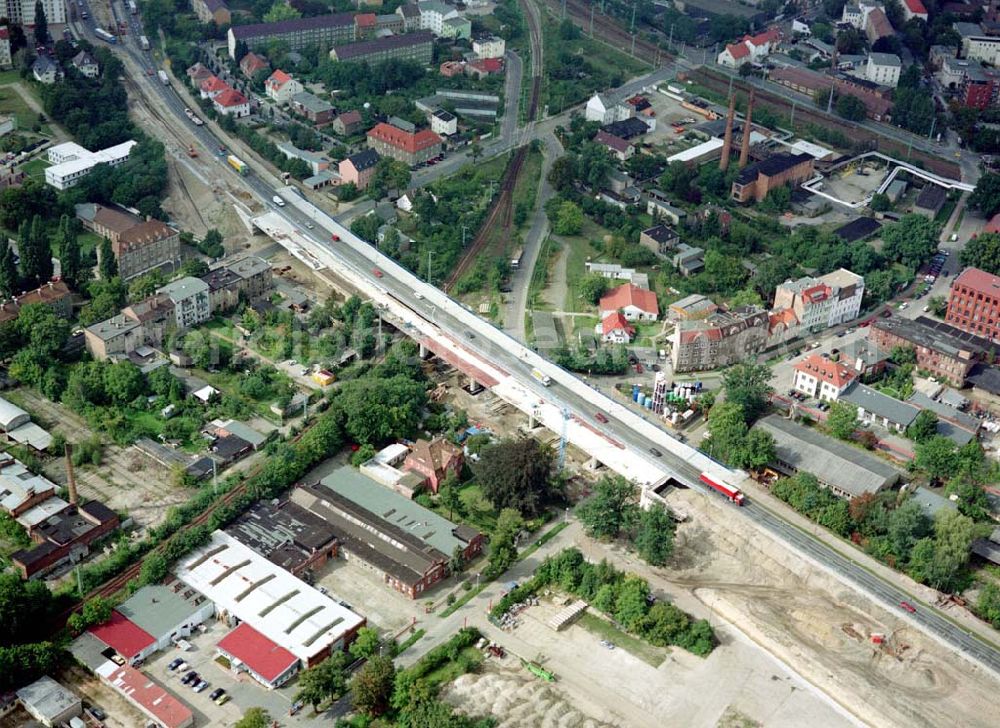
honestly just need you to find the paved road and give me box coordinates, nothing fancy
[82,8,1000,679]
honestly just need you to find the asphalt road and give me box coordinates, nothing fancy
[79,10,1000,679]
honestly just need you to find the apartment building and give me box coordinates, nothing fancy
[772,268,865,332]
[157,277,211,330]
[228,14,356,59]
[945,266,1000,340]
[4,0,65,25]
[792,353,858,401]
[671,307,770,372]
[329,31,434,65]
[955,22,1000,66]
[367,121,442,166]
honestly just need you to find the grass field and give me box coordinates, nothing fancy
[19,156,47,180]
[0,85,49,136]
[422,645,483,688]
[562,220,605,312]
[576,611,667,667]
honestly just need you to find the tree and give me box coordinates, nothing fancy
[914,435,958,482]
[976,582,1000,629]
[577,475,638,540]
[263,0,301,22]
[98,237,117,280]
[869,192,891,212]
[198,228,224,258]
[438,479,463,520]
[826,401,859,440]
[294,652,349,711]
[33,1,49,46]
[578,273,609,305]
[552,200,583,235]
[55,215,82,288]
[488,507,524,574]
[960,231,1000,274]
[970,172,1000,218]
[908,510,975,591]
[634,505,676,566]
[234,708,272,728]
[928,295,947,317]
[906,409,938,443]
[703,401,774,469]
[729,288,762,308]
[0,241,16,298]
[835,93,867,122]
[721,362,773,422]
[881,214,940,269]
[67,595,114,634]
[349,627,381,660]
[351,655,396,717]
[475,438,553,516]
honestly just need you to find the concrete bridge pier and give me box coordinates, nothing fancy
[418,343,432,360]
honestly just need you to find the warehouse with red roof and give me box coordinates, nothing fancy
[88,612,156,665]
[216,622,299,689]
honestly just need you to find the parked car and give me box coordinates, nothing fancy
[194,680,209,693]
[167,658,184,671]
[372,268,383,278]
[182,671,198,685]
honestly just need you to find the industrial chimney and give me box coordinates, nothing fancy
[719,95,736,172]
[65,443,78,506]
[739,89,755,169]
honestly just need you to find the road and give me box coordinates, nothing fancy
[76,7,1000,680]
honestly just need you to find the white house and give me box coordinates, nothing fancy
[45,140,137,190]
[717,28,781,68]
[599,283,658,322]
[265,70,304,105]
[599,312,634,343]
[585,92,634,124]
[863,52,902,87]
[791,19,811,35]
[213,88,251,117]
[902,0,928,22]
[417,1,462,35]
[71,50,99,78]
[473,35,505,59]
[792,354,857,401]
[430,109,457,136]
[31,56,60,84]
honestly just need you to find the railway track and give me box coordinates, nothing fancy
[445,0,543,291]
[543,0,666,66]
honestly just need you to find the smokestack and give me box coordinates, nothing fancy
[739,89,755,169]
[719,95,736,172]
[65,443,78,506]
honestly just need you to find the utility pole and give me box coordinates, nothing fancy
[928,116,936,141]
[462,225,469,247]
[427,250,433,284]
[790,100,796,128]
[630,0,636,33]
[589,2,595,36]
[631,32,636,56]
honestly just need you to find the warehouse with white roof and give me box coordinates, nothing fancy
[173,530,365,669]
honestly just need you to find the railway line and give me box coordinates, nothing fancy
[542,0,666,66]
[444,0,543,291]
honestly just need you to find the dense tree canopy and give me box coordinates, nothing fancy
[475,438,554,516]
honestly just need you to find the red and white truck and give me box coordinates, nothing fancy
[699,472,745,506]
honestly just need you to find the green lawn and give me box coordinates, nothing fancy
[576,611,667,667]
[19,156,47,180]
[562,221,605,312]
[0,86,46,134]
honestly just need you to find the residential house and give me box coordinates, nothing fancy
[396,3,422,31]
[84,315,143,361]
[639,224,680,257]
[955,22,1000,65]
[332,110,363,136]
[792,353,858,400]
[225,256,273,301]
[430,109,457,136]
[403,437,463,493]
[717,27,781,68]
[902,0,928,21]
[672,243,705,276]
[186,62,213,84]
[227,14,357,59]
[71,50,99,78]
[772,269,865,332]
[193,0,231,25]
[671,307,770,372]
[913,185,947,218]
[157,277,211,330]
[376,13,404,33]
[866,8,893,44]
[600,312,634,343]
[585,92,633,124]
[32,56,60,84]
[199,75,229,100]
[839,381,920,433]
[277,141,330,175]
[466,57,503,78]
[240,52,270,78]
[732,152,815,203]
[290,91,334,125]
[265,70,304,105]
[213,88,251,117]
[200,268,243,313]
[339,148,380,190]
[473,35,505,58]
[367,122,442,166]
[862,52,902,87]
[594,130,634,161]
[647,196,687,225]
[354,12,377,37]
[599,283,658,322]
[0,281,71,328]
[329,31,434,64]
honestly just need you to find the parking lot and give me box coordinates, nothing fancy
[144,620,309,726]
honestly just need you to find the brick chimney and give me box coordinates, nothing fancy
[738,89,755,169]
[719,95,736,172]
[65,443,78,505]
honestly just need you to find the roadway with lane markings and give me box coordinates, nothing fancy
[75,7,1000,679]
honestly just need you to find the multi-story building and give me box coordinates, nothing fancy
[290,91,335,125]
[473,35,505,59]
[716,27,781,68]
[430,109,457,136]
[0,281,72,325]
[200,268,243,313]
[416,1,469,37]
[869,316,980,386]
[264,69,303,105]
[4,0,66,25]
[45,141,137,190]
[329,31,434,65]
[71,51,99,78]
[332,110,363,136]
[192,0,231,25]
[157,277,211,330]
[792,353,858,401]
[671,307,770,372]
[339,148,380,190]
[0,27,11,69]
[227,14,356,59]
[11,501,119,579]
[955,22,1000,65]
[945,266,1000,340]
[863,52,902,87]
[865,8,893,45]
[226,256,272,301]
[114,220,181,281]
[84,315,144,361]
[772,268,865,332]
[639,223,680,257]
[901,0,928,21]
[403,437,463,493]
[585,92,634,124]
[731,152,815,203]
[366,121,442,166]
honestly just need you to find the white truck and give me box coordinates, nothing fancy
[157,69,168,85]
[272,195,285,207]
[531,368,551,386]
[139,35,150,50]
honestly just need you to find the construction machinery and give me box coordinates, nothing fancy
[187,146,198,158]
[521,659,555,682]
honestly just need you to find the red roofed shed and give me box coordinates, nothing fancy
[216,622,299,689]
[89,612,156,663]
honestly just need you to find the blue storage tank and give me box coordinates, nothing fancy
[645,399,653,409]
[637,393,646,407]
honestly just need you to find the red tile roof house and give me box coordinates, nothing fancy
[601,312,635,343]
[239,52,269,78]
[792,353,857,401]
[355,12,378,37]
[186,63,213,83]
[367,122,443,167]
[599,283,659,322]
[216,622,300,689]
[594,130,634,161]
[199,75,229,99]
[264,69,303,105]
[403,437,463,494]
[213,88,251,117]
[465,57,503,78]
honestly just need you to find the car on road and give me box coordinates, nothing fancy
[84,704,107,721]
[373,268,383,278]
[464,331,475,339]
[331,234,340,242]
[649,447,662,457]
[600,639,615,650]
[306,222,314,229]
[167,658,184,671]
[900,600,916,613]
[595,412,608,423]
[413,291,423,299]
